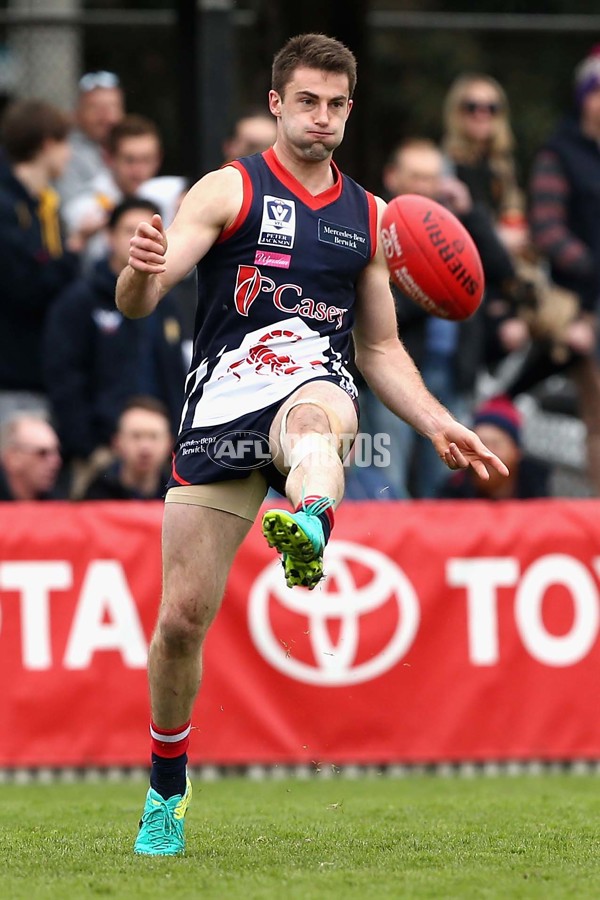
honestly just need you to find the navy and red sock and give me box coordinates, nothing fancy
[150,719,190,799]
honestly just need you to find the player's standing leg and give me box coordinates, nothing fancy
[263,381,358,589]
[134,502,253,855]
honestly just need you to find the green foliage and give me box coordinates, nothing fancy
[1,774,599,899]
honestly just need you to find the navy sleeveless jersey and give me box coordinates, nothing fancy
[179,147,378,432]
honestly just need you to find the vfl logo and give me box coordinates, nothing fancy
[248,541,420,685]
[258,195,296,249]
[269,199,292,227]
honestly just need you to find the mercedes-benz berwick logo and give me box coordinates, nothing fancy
[248,540,420,685]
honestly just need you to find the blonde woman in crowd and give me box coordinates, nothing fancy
[442,72,528,258]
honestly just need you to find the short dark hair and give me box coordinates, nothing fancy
[0,99,71,163]
[106,114,161,156]
[108,197,161,230]
[272,33,357,99]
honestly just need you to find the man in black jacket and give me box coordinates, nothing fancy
[43,198,186,495]
[524,45,600,495]
[0,100,82,419]
[82,396,173,500]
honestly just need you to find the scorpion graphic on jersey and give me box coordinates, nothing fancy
[228,328,323,379]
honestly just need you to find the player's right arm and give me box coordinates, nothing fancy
[116,166,244,319]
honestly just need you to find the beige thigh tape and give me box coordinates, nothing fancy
[165,471,267,522]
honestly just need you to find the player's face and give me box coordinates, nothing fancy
[269,67,353,162]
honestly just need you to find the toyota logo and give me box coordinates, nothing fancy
[248,540,420,685]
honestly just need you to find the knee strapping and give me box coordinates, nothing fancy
[286,432,339,473]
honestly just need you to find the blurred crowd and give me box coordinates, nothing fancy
[1,45,600,503]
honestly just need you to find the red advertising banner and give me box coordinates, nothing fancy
[1,500,599,767]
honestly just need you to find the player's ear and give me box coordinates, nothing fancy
[345,98,353,120]
[268,90,282,118]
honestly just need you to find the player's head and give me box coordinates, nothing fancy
[269,34,357,161]
[76,70,125,146]
[0,411,62,500]
[0,99,71,180]
[113,396,173,485]
[106,114,163,195]
[222,107,277,161]
[383,138,443,199]
[271,33,357,100]
[443,72,514,161]
[107,197,161,273]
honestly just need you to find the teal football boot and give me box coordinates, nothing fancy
[134,777,192,856]
[262,497,334,589]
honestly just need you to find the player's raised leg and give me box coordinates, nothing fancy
[263,381,358,589]
[135,500,254,856]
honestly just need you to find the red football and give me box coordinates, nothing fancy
[380,194,485,321]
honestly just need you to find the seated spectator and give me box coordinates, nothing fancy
[0,99,83,421]
[62,114,185,266]
[222,107,277,161]
[43,198,186,497]
[55,70,125,208]
[82,396,173,500]
[438,395,551,499]
[0,411,63,500]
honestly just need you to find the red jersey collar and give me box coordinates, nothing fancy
[262,146,343,210]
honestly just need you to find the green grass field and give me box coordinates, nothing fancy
[1,774,599,899]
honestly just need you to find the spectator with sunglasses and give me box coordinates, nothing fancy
[0,411,63,500]
[442,73,528,259]
[55,70,125,209]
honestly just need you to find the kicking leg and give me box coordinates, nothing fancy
[263,381,357,589]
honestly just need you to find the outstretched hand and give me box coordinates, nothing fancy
[432,421,510,481]
[128,213,167,274]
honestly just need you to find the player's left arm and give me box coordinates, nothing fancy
[353,196,509,479]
